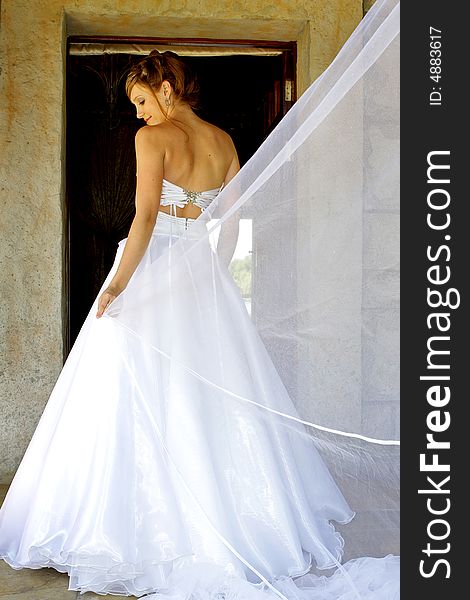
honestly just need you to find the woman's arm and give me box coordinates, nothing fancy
[96,127,165,318]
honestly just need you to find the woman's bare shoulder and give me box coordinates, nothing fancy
[204,121,235,148]
[134,124,168,158]
[135,123,168,147]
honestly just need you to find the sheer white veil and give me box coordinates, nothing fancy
[105,0,400,596]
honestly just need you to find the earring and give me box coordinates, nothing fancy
[165,95,171,107]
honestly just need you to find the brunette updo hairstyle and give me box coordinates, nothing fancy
[125,49,200,118]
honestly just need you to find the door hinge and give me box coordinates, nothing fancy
[284,80,293,102]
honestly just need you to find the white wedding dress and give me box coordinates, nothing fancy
[0,180,398,599]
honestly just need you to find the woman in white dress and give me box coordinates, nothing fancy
[0,32,400,600]
[95,51,241,319]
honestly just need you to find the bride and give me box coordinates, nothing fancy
[95,50,241,318]
[0,1,400,597]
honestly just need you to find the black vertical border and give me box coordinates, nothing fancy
[401,1,465,597]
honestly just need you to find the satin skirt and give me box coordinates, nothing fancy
[0,210,398,599]
[153,209,202,235]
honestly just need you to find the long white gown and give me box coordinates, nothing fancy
[0,179,398,599]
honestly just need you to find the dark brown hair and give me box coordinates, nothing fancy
[125,50,200,117]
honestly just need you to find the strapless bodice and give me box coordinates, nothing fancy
[160,178,224,212]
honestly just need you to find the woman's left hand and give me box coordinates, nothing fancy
[96,284,124,319]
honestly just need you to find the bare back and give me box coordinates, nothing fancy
[152,116,239,218]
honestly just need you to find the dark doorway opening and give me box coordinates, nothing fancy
[65,39,296,359]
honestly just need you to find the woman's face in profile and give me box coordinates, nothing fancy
[129,82,165,126]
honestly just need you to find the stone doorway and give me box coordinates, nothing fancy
[65,40,297,355]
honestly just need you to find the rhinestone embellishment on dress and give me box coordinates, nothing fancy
[183,189,206,209]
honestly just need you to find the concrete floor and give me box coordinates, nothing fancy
[0,484,132,599]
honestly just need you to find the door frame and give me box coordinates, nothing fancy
[65,35,297,357]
